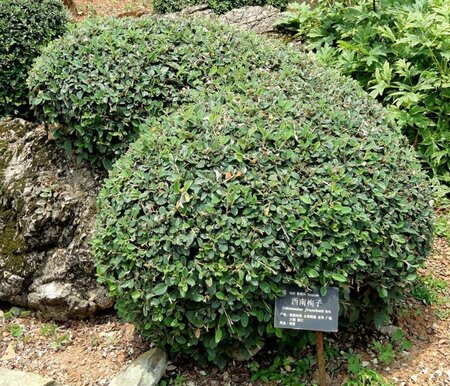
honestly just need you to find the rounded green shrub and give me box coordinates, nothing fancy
[28,17,284,168]
[153,0,288,14]
[92,35,433,365]
[0,0,68,118]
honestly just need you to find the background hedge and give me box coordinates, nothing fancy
[152,0,288,14]
[0,0,68,118]
[91,18,433,366]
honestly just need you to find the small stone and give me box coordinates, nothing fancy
[0,368,60,386]
[380,325,401,337]
[312,370,332,385]
[108,348,167,386]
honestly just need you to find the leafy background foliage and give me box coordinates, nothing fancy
[0,0,68,118]
[91,17,433,366]
[278,0,450,185]
[152,0,288,14]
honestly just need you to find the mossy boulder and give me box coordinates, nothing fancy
[0,119,112,319]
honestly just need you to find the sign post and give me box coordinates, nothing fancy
[274,286,339,386]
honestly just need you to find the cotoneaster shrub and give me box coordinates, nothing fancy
[92,39,433,365]
[28,17,285,168]
[153,0,288,14]
[0,0,68,118]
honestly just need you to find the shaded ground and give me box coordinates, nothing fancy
[1,238,449,385]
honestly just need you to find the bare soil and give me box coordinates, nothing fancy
[70,0,152,19]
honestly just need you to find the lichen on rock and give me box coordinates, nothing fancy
[0,118,113,319]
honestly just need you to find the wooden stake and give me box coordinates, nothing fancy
[315,331,327,386]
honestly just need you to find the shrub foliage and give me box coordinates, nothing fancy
[152,0,288,14]
[28,17,284,168]
[91,18,433,365]
[0,0,68,118]
[279,0,450,185]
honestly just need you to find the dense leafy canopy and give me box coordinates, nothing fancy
[0,0,68,118]
[29,17,286,168]
[278,0,450,185]
[152,0,288,14]
[91,17,433,366]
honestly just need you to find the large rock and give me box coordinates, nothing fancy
[219,5,280,35]
[169,4,281,35]
[0,368,60,386]
[0,119,113,319]
[108,348,167,386]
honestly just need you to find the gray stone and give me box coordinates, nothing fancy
[230,342,263,361]
[219,6,280,35]
[0,119,113,319]
[108,348,168,386]
[0,368,60,386]
[168,4,281,35]
[380,324,401,338]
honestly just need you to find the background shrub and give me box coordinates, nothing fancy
[152,0,288,14]
[0,0,68,118]
[92,32,433,365]
[278,0,450,185]
[28,17,285,168]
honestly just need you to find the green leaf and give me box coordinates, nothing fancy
[331,273,347,283]
[153,283,168,295]
[306,268,320,278]
[260,282,271,294]
[215,328,223,344]
[241,313,249,328]
[300,195,313,205]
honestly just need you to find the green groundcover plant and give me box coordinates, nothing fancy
[152,0,288,14]
[91,18,433,365]
[278,0,450,185]
[0,0,68,118]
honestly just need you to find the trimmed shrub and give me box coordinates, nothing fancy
[153,0,288,14]
[28,17,284,168]
[278,0,450,185]
[0,0,68,118]
[92,35,433,365]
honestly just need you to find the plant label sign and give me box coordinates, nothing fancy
[274,286,339,332]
